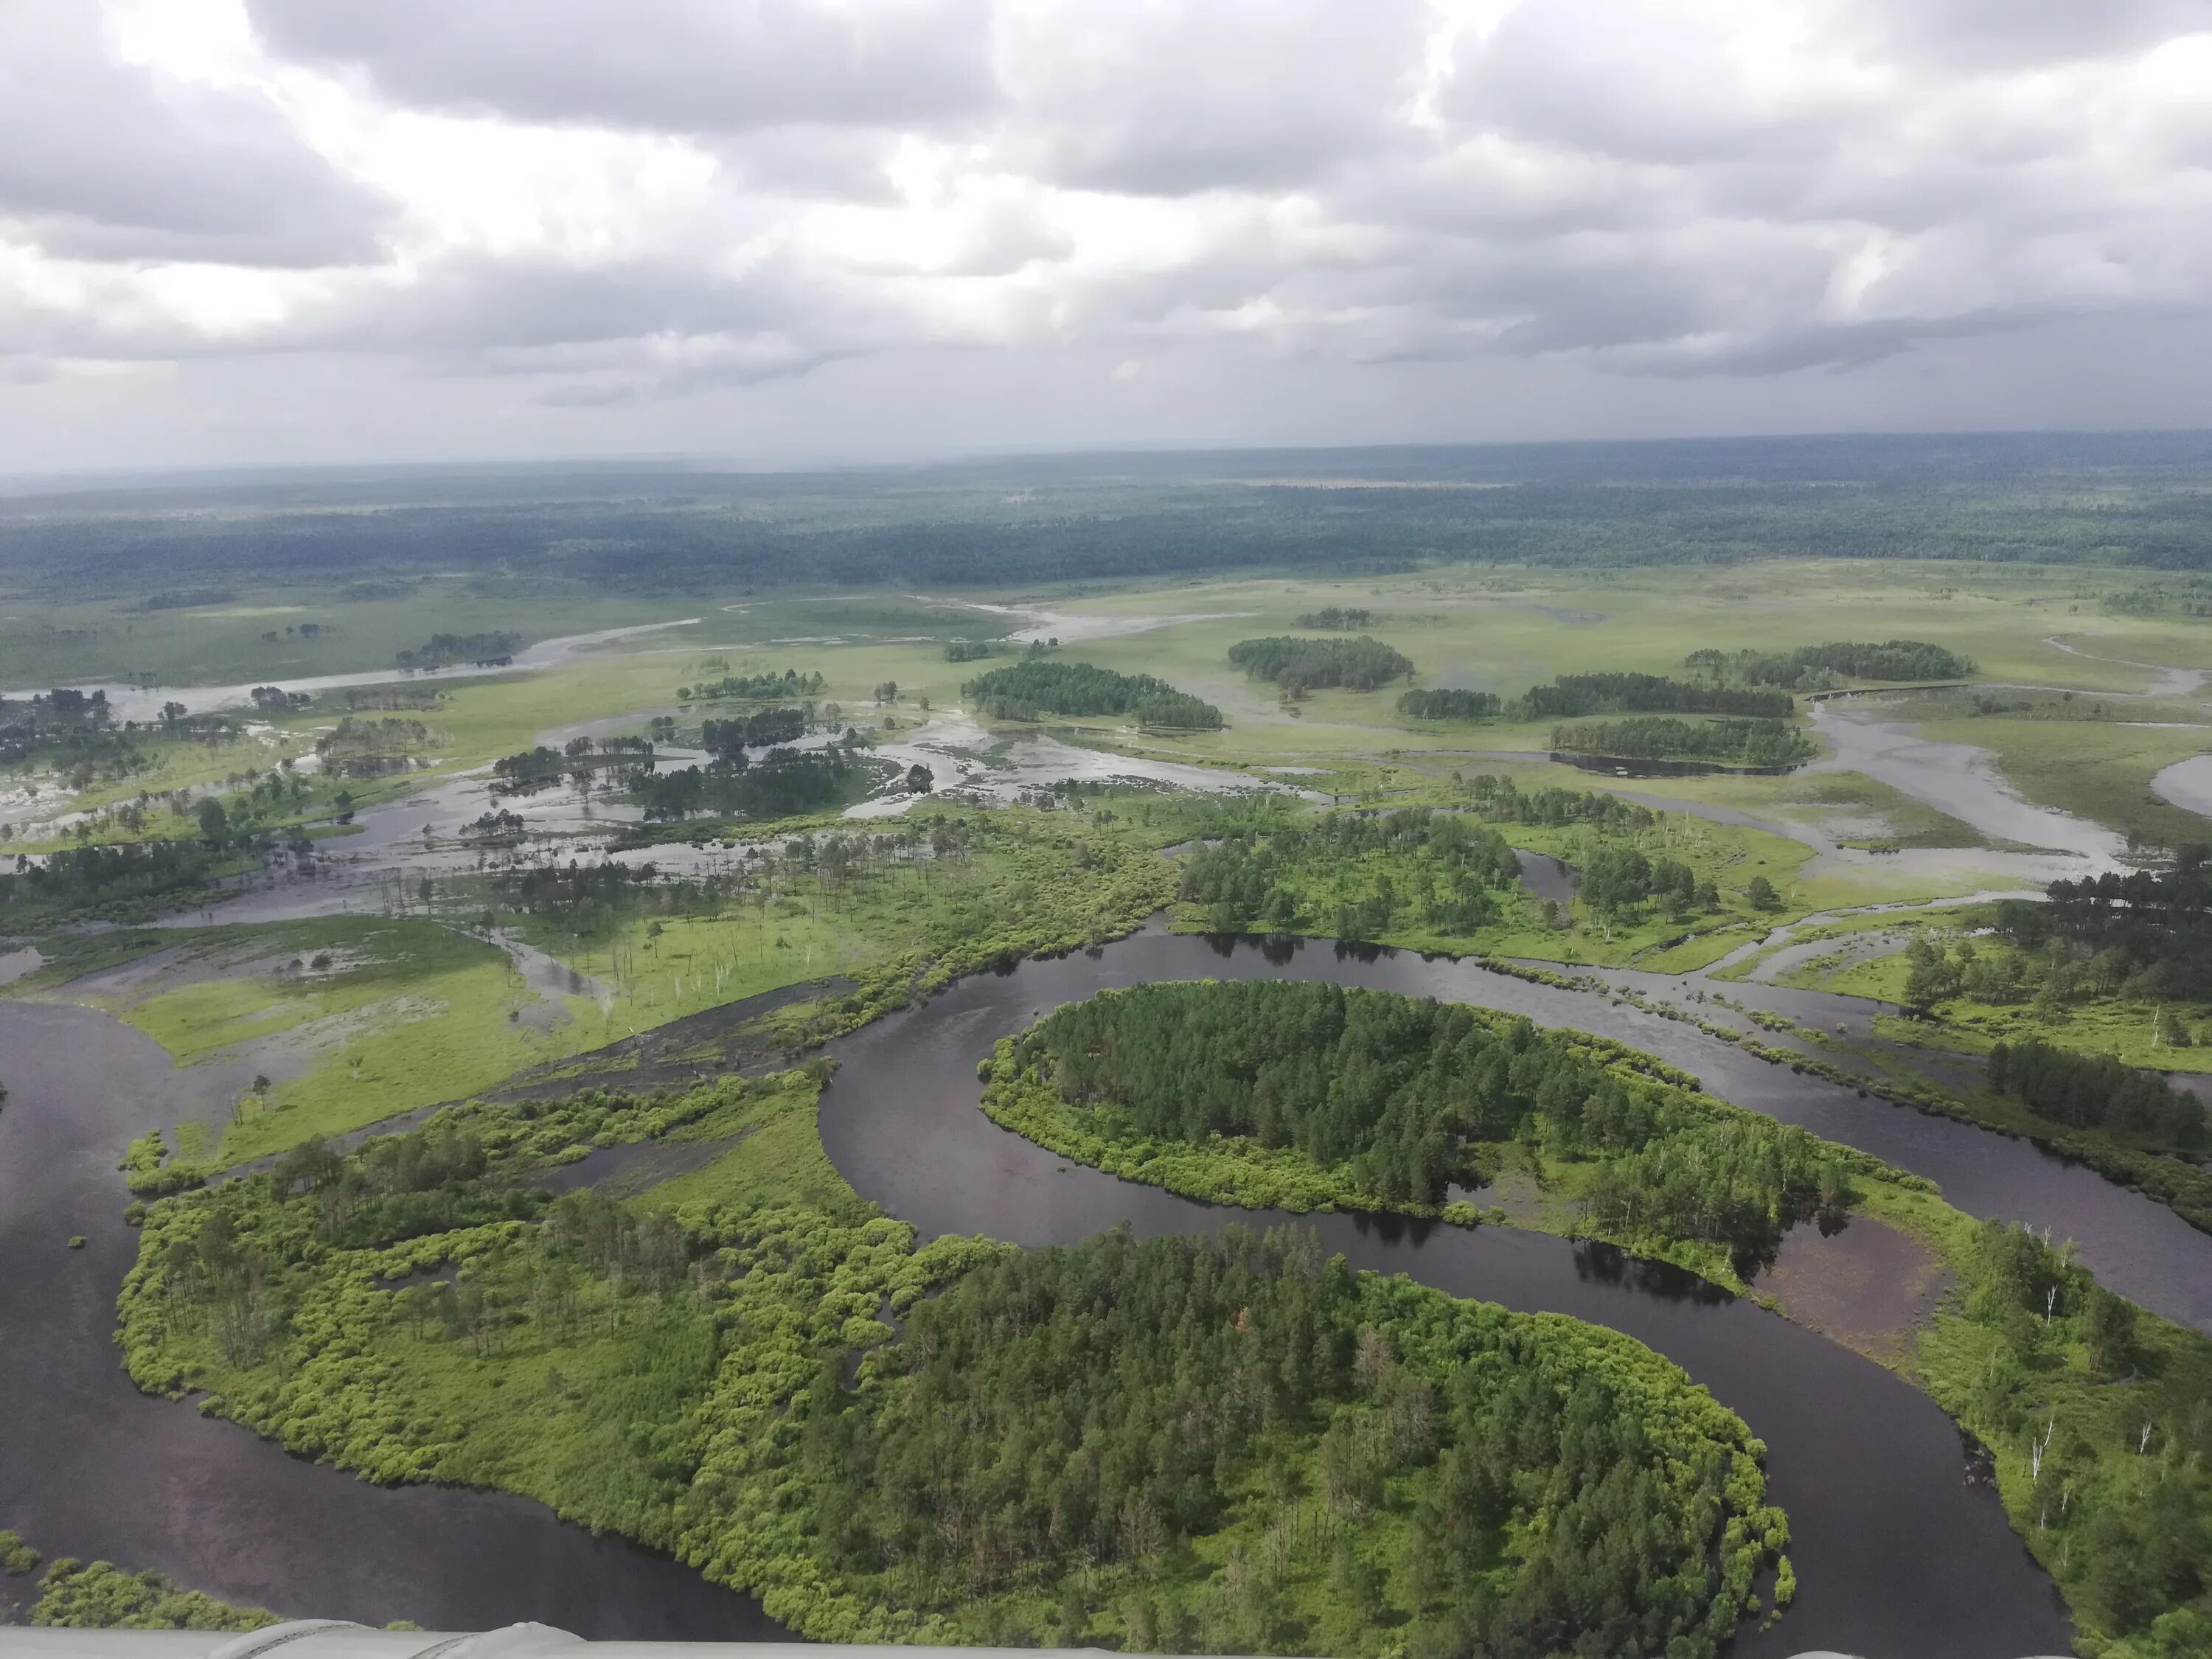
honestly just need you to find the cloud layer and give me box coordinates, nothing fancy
[4,0,2211,460]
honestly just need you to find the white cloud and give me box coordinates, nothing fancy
[5,0,2212,457]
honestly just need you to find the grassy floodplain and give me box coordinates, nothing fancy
[15,462,2212,1655]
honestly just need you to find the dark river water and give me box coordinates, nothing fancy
[21,916,2197,1653]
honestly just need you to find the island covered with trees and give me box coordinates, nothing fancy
[981,981,2212,1651]
[114,1068,1786,1658]
[962,660,1222,729]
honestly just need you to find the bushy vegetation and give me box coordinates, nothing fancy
[1228,636,1414,694]
[1549,717,1817,768]
[1172,797,1736,950]
[1396,688,1500,721]
[993,981,1865,1270]
[1918,1221,2212,1655]
[27,1558,276,1631]
[1517,674,1794,720]
[117,1071,1781,1655]
[962,660,1222,728]
[1178,809,1523,936]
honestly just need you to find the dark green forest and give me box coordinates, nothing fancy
[631,748,861,820]
[1517,675,1795,721]
[962,660,1222,728]
[19,434,2212,597]
[1009,981,1854,1263]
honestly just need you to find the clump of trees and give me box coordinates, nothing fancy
[1178,808,1524,935]
[703,706,805,753]
[1549,716,1816,768]
[1229,636,1414,694]
[812,1225,1778,1656]
[1016,981,1851,1263]
[1517,673,1794,720]
[396,632,519,668]
[1397,688,1500,721]
[1998,849,2212,1004]
[632,747,857,821]
[964,661,1222,728]
[1294,606,1373,630]
[1686,641,1975,687]
[1458,773,1658,829]
[1988,1040,2206,1148]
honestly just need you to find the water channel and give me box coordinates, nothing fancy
[9,647,2196,1654]
[17,913,2177,1654]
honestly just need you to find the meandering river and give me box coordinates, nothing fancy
[18,916,2177,1654]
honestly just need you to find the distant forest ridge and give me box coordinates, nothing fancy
[14,431,2212,591]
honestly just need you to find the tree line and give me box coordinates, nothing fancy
[1999,849,2212,1003]
[1549,716,1817,768]
[1987,1039,2206,1148]
[681,668,825,701]
[395,631,519,668]
[1684,639,1974,688]
[1396,688,1500,720]
[1517,672,1795,720]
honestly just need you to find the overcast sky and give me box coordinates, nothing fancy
[4,0,2212,472]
